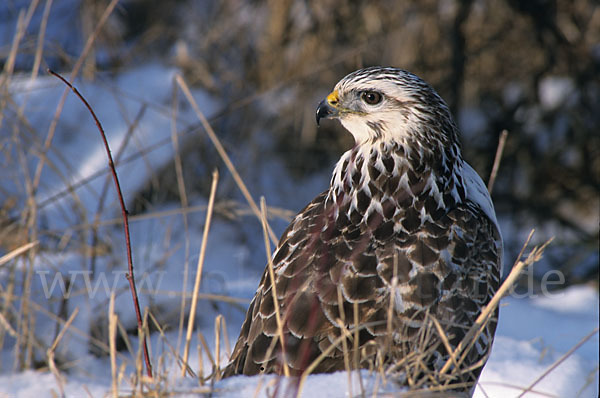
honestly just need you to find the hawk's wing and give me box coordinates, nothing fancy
[222,187,501,382]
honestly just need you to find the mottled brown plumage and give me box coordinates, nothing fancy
[222,67,502,393]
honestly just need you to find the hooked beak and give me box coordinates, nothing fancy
[316,90,340,126]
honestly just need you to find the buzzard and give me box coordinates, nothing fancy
[222,67,502,392]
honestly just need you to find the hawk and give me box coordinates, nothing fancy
[222,67,502,393]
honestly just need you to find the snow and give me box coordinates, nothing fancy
[1,64,598,397]
[1,283,597,397]
[533,284,599,316]
[538,77,575,110]
[7,64,217,221]
[474,286,599,397]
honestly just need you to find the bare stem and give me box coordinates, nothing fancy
[32,0,120,193]
[182,169,219,377]
[0,242,38,267]
[109,294,118,398]
[487,129,508,194]
[517,327,599,397]
[47,307,78,398]
[47,69,152,378]
[440,230,552,376]
[175,74,278,244]
[260,197,290,377]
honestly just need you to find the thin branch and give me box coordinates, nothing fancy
[146,311,197,379]
[109,294,118,398]
[214,314,224,380]
[260,197,290,377]
[0,241,38,267]
[182,169,219,377]
[479,381,558,397]
[47,307,78,398]
[33,0,120,193]
[440,230,552,375]
[0,0,39,86]
[47,69,152,378]
[175,74,278,245]
[31,0,53,80]
[487,129,508,194]
[297,320,389,393]
[517,327,599,397]
[171,77,191,357]
[89,104,146,277]
[55,200,295,234]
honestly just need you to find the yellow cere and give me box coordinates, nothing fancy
[326,90,339,106]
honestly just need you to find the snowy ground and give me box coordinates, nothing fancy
[1,283,597,397]
[1,65,598,397]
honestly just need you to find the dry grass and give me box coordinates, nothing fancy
[260,197,290,378]
[181,169,218,377]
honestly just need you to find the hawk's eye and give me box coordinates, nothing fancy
[361,91,383,105]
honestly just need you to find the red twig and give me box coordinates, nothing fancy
[47,69,153,378]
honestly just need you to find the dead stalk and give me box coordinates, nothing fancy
[33,0,120,192]
[8,294,124,359]
[109,294,118,398]
[116,318,134,359]
[139,289,248,306]
[197,331,204,384]
[48,69,152,378]
[221,316,231,357]
[337,286,352,397]
[517,327,599,397]
[62,200,294,233]
[353,301,365,396]
[487,130,508,194]
[479,382,557,397]
[477,382,491,398]
[260,197,290,377]
[385,252,399,354]
[47,307,79,398]
[13,121,40,370]
[0,312,17,338]
[441,230,552,375]
[214,314,224,380]
[298,325,364,393]
[175,74,278,244]
[89,104,146,277]
[135,318,143,395]
[182,169,219,377]
[197,332,215,371]
[171,78,192,357]
[0,1,34,87]
[148,311,195,378]
[144,308,153,369]
[31,0,53,80]
[0,241,38,267]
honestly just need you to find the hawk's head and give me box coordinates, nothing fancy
[316,66,460,150]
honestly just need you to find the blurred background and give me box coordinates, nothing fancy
[0,0,598,348]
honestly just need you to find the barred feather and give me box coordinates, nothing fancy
[222,67,502,393]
